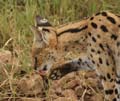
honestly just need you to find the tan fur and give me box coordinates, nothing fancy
[31,11,120,101]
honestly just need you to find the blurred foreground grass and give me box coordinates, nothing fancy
[0,0,120,76]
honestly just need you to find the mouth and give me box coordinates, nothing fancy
[38,70,47,76]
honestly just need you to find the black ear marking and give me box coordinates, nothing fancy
[35,15,52,27]
[36,15,43,21]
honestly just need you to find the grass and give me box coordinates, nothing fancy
[0,0,120,100]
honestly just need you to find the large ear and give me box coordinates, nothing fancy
[30,26,46,48]
[30,25,42,42]
[35,15,52,27]
[31,15,54,49]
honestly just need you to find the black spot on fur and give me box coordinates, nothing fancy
[107,16,116,24]
[100,25,108,32]
[97,34,100,38]
[91,48,95,52]
[107,73,111,79]
[111,34,118,40]
[106,44,110,49]
[106,60,109,66]
[58,26,88,36]
[99,43,104,51]
[90,54,93,57]
[74,40,79,43]
[117,42,120,47]
[92,36,96,42]
[92,60,95,64]
[79,58,82,62]
[112,98,117,101]
[105,89,113,95]
[118,25,120,27]
[95,12,101,16]
[110,79,113,82]
[91,22,97,29]
[88,32,92,36]
[103,76,106,81]
[116,79,120,84]
[97,50,101,54]
[90,17,94,20]
[115,89,118,94]
[101,12,107,16]
[100,75,106,80]
[117,95,120,99]
[112,68,115,72]
[64,47,68,51]
[99,57,103,64]
[42,28,50,32]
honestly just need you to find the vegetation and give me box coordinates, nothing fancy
[0,0,120,100]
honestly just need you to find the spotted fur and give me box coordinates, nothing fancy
[31,11,120,101]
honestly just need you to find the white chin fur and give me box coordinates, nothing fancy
[38,27,43,31]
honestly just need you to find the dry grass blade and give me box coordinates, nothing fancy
[81,88,87,101]
[2,38,13,49]
[0,79,8,88]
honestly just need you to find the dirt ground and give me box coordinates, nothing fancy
[0,50,104,101]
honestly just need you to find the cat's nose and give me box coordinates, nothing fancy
[42,65,47,71]
[38,65,48,76]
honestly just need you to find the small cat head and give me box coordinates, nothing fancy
[31,15,58,73]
